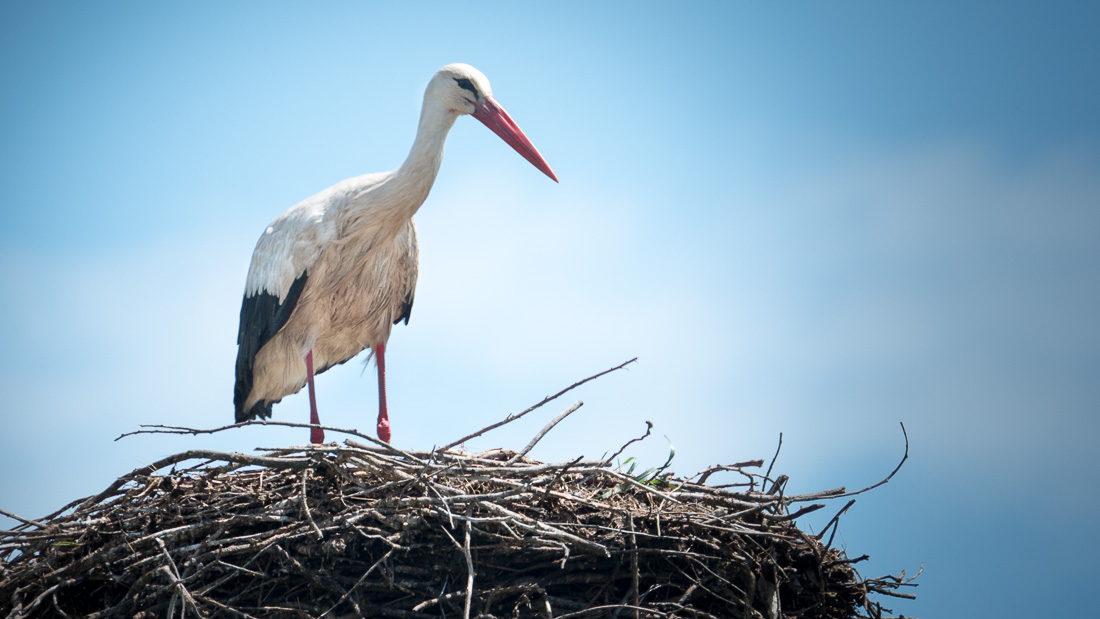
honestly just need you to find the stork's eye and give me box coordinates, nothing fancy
[454,77,479,97]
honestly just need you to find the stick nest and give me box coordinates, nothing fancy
[1,363,917,618]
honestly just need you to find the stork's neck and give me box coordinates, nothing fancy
[389,97,458,211]
[340,96,457,243]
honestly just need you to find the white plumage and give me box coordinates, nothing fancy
[233,63,557,444]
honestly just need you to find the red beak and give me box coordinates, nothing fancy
[473,96,558,182]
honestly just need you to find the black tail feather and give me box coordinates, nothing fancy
[236,399,275,423]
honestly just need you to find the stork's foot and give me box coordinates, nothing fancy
[377,418,391,444]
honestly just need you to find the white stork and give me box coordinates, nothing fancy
[233,63,557,444]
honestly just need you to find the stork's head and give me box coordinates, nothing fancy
[428,63,558,182]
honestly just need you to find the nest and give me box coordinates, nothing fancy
[1,361,918,618]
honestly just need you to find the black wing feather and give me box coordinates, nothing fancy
[394,289,414,326]
[233,271,308,421]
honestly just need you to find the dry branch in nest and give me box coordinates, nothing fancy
[0,359,918,618]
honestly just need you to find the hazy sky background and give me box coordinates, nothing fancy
[2,2,1098,616]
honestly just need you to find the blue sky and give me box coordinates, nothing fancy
[2,2,1098,616]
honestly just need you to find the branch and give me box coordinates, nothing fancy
[116,420,384,446]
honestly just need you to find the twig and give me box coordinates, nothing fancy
[693,461,765,486]
[765,432,783,481]
[817,499,857,548]
[0,508,53,531]
[438,357,638,453]
[156,538,201,618]
[320,548,395,617]
[535,456,584,509]
[832,422,910,499]
[604,421,653,465]
[301,468,323,540]
[505,401,584,466]
[822,553,869,569]
[462,520,475,619]
[630,515,640,619]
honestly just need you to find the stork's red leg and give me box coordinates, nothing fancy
[305,349,324,444]
[375,341,391,443]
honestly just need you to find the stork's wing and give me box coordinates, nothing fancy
[233,199,331,421]
[393,219,419,326]
[234,271,308,421]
